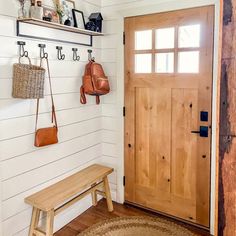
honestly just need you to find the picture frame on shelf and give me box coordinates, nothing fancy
[72,9,85,29]
[57,0,75,26]
[43,6,59,23]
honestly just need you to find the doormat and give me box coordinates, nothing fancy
[78,216,198,236]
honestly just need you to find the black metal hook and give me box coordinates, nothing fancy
[72,48,80,61]
[17,41,28,58]
[56,46,65,60]
[88,49,95,61]
[38,44,48,59]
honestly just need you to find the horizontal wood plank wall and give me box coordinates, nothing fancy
[0,1,118,235]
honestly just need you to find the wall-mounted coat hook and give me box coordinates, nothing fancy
[72,48,80,61]
[38,44,48,59]
[56,46,65,60]
[88,49,95,62]
[17,41,28,58]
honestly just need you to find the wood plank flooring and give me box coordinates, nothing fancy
[54,199,211,236]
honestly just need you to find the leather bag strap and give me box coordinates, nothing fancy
[96,96,100,105]
[35,58,58,131]
[89,61,100,105]
[80,86,87,104]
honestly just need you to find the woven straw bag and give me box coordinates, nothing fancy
[12,57,45,99]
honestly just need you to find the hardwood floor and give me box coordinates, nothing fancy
[54,199,211,236]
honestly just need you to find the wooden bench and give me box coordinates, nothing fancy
[25,164,114,236]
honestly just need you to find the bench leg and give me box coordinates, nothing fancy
[29,207,40,236]
[103,177,114,212]
[45,210,54,236]
[91,184,98,206]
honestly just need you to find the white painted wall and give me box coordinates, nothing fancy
[0,0,117,235]
[101,0,221,235]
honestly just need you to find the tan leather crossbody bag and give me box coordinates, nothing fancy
[34,58,58,147]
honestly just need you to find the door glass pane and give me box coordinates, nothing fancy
[156,53,174,73]
[178,51,199,73]
[135,54,152,73]
[156,27,175,49]
[135,30,152,50]
[179,24,200,48]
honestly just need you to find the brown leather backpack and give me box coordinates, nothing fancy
[80,61,110,104]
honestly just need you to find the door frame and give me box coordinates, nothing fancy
[110,0,221,235]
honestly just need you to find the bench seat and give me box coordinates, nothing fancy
[25,164,114,236]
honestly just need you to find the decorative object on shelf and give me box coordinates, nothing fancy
[87,13,103,32]
[72,9,85,29]
[56,46,65,60]
[43,6,59,23]
[64,18,71,26]
[30,0,43,20]
[35,57,58,147]
[12,41,45,99]
[85,21,97,32]
[72,48,80,61]
[42,16,51,22]
[53,0,64,24]
[56,0,75,26]
[80,49,110,105]
[17,0,27,19]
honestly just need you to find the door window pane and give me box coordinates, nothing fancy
[156,27,175,49]
[179,24,200,48]
[156,53,174,73]
[135,30,152,50]
[135,54,152,73]
[178,51,199,73]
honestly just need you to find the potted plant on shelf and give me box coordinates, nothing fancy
[53,0,64,24]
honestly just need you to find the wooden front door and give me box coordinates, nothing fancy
[124,6,214,227]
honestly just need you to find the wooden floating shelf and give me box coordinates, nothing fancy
[17,18,104,36]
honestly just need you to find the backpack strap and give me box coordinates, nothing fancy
[80,86,87,104]
[96,95,100,105]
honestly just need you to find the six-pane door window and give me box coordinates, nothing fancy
[134,24,201,74]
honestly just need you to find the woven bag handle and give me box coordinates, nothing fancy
[35,58,58,131]
[18,56,32,66]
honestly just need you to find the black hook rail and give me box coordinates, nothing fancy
[56,46,65,60]
[17,41,29,58]
[38,44,48,59]
[72,48,80,61]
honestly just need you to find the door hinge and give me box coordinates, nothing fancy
[123,106,126,117]
[123,176,126,186]
[123,32,125,45]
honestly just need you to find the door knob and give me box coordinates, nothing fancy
[191,126,208,137]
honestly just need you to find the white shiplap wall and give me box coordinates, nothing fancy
[0,0,117,235]
[101,0,221,235]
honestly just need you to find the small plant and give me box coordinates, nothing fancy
[53,0,64,22]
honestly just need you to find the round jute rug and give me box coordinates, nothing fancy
[78,216,198,236]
